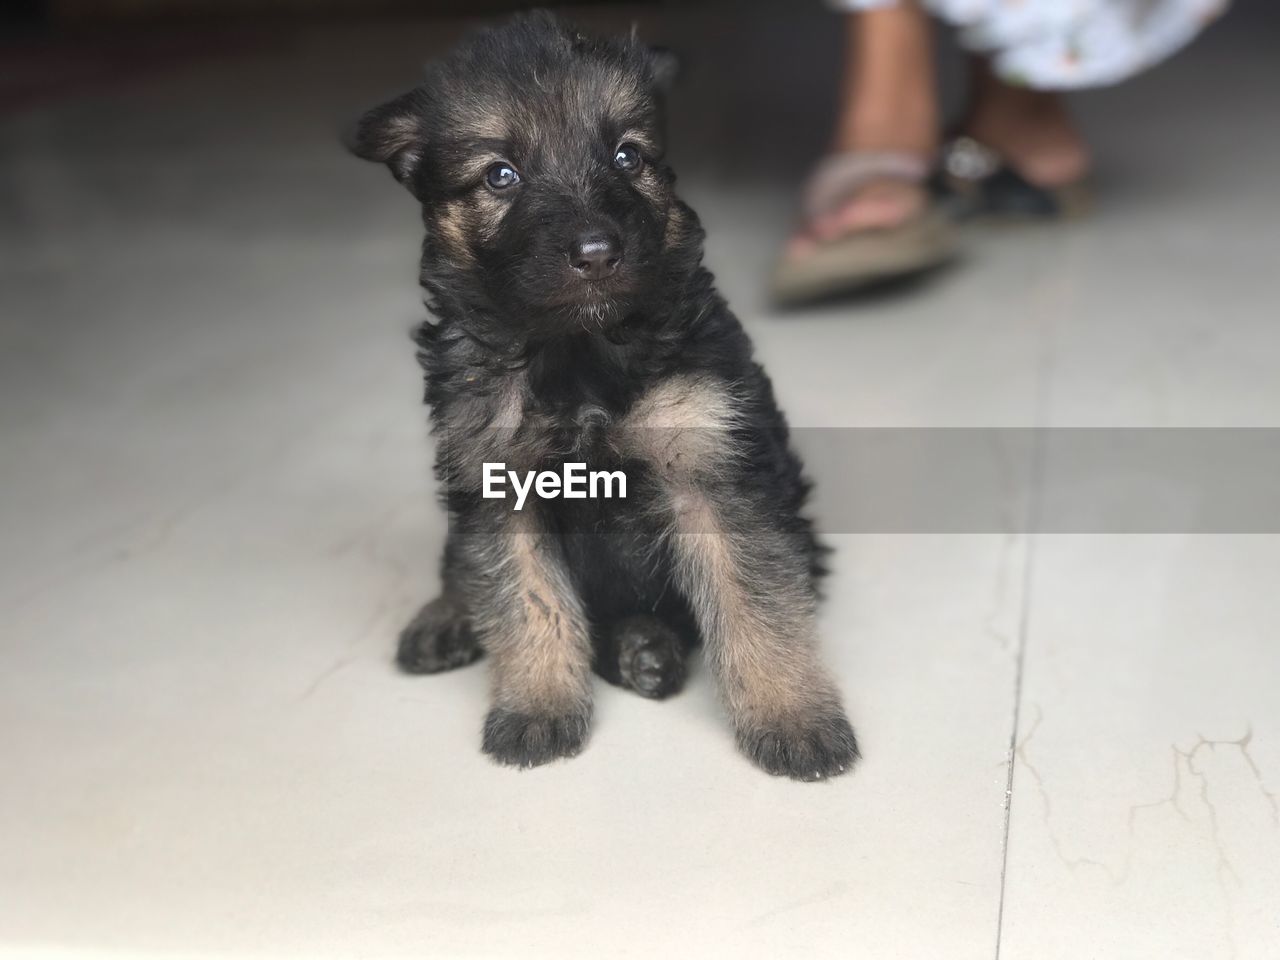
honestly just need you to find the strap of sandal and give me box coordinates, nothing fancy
[941,136,1004,183]
[802,151,930,222]
[939,135,1087,218]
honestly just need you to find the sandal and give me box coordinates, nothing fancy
[772,151,959,307]
[940,135,1092,221]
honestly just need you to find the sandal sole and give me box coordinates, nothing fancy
[771,207,958,307]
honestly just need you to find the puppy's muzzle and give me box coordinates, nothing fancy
[568,230,623,280]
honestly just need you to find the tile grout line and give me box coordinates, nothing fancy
[992,526,1037,960]
[994,264,1060,959]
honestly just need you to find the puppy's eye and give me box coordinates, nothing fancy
[485,162,520,190]
[613,143,643,173]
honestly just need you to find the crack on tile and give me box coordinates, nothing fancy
[1178,734,1245,960]
[1020,720,1275,960]
[332,494,425,619]
[295,497,428,702]
[1019,711,1274,891]
[1123,743,1191,839]
[296,653,361,702]
[1228,726,1280,829]
[328,495,419,566]
[1179,735,1243,886]
[3,475,237,617]
[112,472,241,562]
[1015,703,1121,881]
[330,498,421,615]
[4,406,356,616]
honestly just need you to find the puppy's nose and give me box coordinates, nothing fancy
[568,231,622,280]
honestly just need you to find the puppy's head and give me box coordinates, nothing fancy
[348,12,690,338]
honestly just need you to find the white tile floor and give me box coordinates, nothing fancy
[2,8,1279,959]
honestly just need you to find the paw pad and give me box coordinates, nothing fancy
[738,711,859,782]
[482,708,590,768]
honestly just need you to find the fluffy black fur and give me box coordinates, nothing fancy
[349,12,857,780]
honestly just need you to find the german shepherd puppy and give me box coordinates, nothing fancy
[348,12,857,780]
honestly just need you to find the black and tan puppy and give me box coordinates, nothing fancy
[348,12,858,780]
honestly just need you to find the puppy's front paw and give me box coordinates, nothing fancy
[396,596,483,674]
[482,707,590,769]
[738,709,859,782]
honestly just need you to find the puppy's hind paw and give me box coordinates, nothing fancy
[614,616,687,700]
[482,708,590,769]
[396,596,483,674]
[738,709,860,782]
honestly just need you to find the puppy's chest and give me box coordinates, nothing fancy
[515,395,630,467]
[437,362,733,487]
[436,373,624,466]
[459,355,647,467]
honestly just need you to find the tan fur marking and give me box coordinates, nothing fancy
[602,75,645,118]
[434,200,475,266]
[568,67,643,124]
[620,378,838,727]
[614,375,741,482]
[632,167,667,208]
[663,203,689,250]
[666,491,829,725]
[384,113,420,148]
[483,514,592,714]
[457,96,508,139]
[455,153,504,183]
[471,191,511,243]
[487,373,525,430]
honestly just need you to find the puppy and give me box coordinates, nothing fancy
[348,12,858,780]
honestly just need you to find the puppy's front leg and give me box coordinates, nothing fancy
[668,493,858,780]
[619,375,858,780]
[460,509,593,768]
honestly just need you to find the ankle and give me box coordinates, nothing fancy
[964,94,1091,187]
[832,6,939,159]
[834,107,938,158]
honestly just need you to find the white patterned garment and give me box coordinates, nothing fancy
[832,0,1229,88]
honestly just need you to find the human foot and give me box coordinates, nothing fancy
[788,4,939,257]
[788,169,930,258]
[773,5,956,303]
[773,151,956,305]
[961,69,1092,188]
[786,148,938,259]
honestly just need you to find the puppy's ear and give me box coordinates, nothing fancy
[344,88,429,189]
[647,45,680,93]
